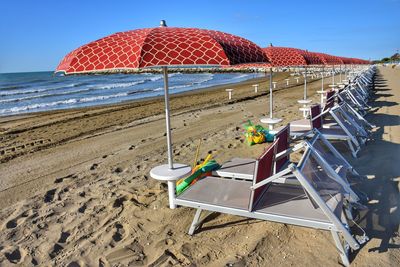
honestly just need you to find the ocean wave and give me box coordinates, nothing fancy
[0,83,81,96]
[0,84,24,91]
[94,80,146,90]
[0,92,129,114]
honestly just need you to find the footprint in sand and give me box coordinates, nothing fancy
[78,203,87,213]
[113,196,127,208]
[58,231,71,243]
[112,223,126,242]
[5,209,35,229]
[105,241,146,265]
[113,167,123,173]
[90,163,99,170]
[44,189,57,203]
[49,243,64,259]
[5,247,25,264]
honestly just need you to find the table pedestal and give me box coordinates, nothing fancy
[150,163,191,209]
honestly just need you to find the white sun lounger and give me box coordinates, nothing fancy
[286,104,364,157]
[174,139,368,266]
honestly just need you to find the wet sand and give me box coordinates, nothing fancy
[0,67,398,266]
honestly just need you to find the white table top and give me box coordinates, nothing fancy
[150,163,191,181]
[297,99,312,104]
[260,117,282,124]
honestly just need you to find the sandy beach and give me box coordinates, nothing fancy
[0,67,399,266]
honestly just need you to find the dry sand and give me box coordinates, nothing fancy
[0,67,398,266]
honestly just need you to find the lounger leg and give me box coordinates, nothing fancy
[188,209,217,235]
[331,230,350,267]
[188,209,203,235]
[347,139,358,158]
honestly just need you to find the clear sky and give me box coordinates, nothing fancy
[1,0,399,73]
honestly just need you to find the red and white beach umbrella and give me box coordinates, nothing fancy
[262,47,308,67]
[260,46,310,127]
[56,20,269,208]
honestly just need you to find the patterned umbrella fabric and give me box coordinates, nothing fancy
[262,47,307,67]
[312,52,343,65]
[56,27,269,74]
[297,50,325,66]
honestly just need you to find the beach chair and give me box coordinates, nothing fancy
[338,90,367,116]
[272,129,368,203]
[290,90,336,128]
[213,125,289,181]
[340,102,376,130]
[286,104,363,157]
[174,138,368,266]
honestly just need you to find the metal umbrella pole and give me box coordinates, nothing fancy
[269,67,274,119]
[297,66,311,118]
[260,67,282,130]
[149,66,191,209]
[318,66,325,104]
[163,66,173,169]
[303,66,307,100]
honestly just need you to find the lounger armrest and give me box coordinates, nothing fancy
[311,109,330,122]
[292,129,313,140]
[250,167,293,190]
[275,142,305,161]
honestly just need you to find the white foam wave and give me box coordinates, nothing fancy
[0,92,129,114]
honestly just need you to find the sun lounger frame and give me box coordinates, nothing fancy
[174,146,363,266]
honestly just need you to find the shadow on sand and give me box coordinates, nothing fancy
[348,71,400,260]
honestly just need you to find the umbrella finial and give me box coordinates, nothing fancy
[160,20,167,27]
[269,43,273,47]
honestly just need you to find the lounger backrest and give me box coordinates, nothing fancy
[274,124,290,172]
[322,92,335,113]
[298,148,347,218]
[248,139,278,211]
[311,131,351,180]
[326,90,335,103]
[310,104,322,130]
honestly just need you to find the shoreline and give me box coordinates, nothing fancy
[0,75,269,122]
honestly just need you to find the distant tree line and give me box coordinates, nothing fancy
[372,53,400,64]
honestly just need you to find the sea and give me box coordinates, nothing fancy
[0,71,263,116]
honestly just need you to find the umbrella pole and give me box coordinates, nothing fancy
[163,67,174,169]
[320,66,325,104]
[269,68,273,119]
[304,66,307,100]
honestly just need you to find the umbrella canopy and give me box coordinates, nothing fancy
[262,47,307,67]
[312,52,343,65]
[297,50,324,66]
[339,57,354,65]
[56,27,268,74]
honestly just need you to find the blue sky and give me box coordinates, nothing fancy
[1,0,399,73]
